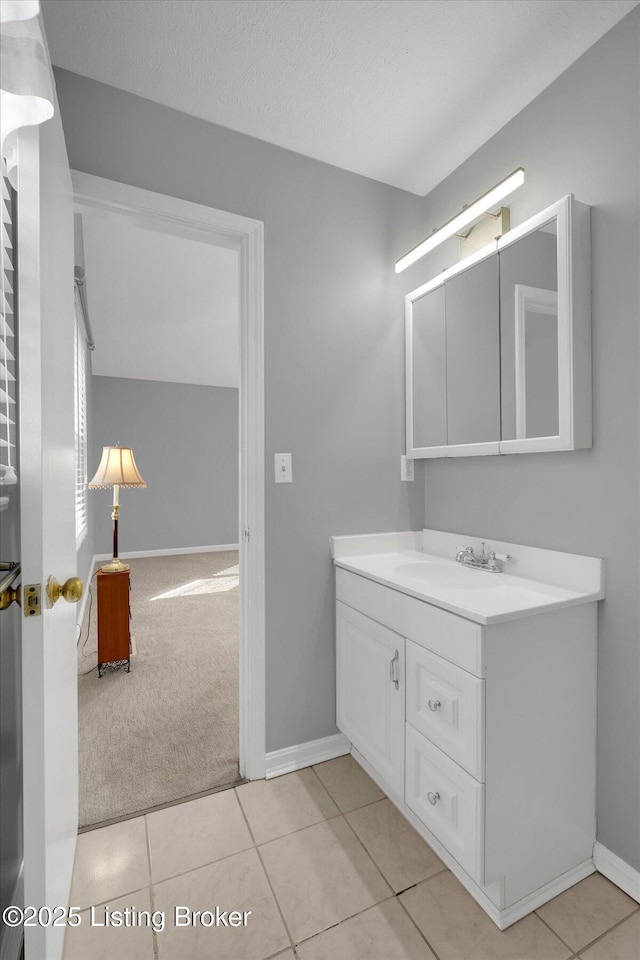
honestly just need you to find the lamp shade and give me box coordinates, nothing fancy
[88,446,146,489]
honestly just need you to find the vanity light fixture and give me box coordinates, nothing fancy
[395,167,525,273]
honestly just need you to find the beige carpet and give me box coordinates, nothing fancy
[77,551,240,827]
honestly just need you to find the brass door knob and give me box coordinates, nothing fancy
[46,576,84,607]
[0,585,21,611]
[0,562,21,611]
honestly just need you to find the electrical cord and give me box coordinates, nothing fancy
[77,570,99,677]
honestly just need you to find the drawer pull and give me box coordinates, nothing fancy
[427,791,440,806]
[428,698,442,711]
[390,649,399,689]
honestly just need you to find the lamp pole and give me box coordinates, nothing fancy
[112,483,120,565]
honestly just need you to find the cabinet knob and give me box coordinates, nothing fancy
[427,791,440,806]
[428,698,441,711]
[46,576,84,607]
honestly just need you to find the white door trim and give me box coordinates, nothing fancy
[71,171,266,779]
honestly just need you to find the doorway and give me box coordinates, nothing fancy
[72,173,265,821]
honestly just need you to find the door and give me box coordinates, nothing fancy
[336,601,404,797]
[18,117,78,960]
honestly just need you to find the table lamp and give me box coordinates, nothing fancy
[88,445,147,573]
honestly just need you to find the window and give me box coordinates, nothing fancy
[74,288,88,544]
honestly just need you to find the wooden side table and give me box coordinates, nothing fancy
[97,569,131,677]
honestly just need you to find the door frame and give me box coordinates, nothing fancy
[71,171,266,779]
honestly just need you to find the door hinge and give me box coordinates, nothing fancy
[243,528,250,543]
[24,584,42,617]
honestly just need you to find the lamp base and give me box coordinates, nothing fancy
[100,558,130,574]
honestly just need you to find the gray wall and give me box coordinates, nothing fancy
[409,10,639,870]
[53,65,426,752]
[90,376,239,553]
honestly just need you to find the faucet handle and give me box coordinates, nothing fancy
[493,552,512,563]
[456,544,473,553]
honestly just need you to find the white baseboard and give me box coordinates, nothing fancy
[594,842,640,903]
[498,859,596,928]
[265,733,351,779]
[94,543,239,561]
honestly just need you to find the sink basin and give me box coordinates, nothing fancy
[393,561,502,591]
[331,531,605,624]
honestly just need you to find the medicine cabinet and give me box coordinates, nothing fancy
[405,195,591,458]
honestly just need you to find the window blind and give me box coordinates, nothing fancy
[1,169,17,496]
[74,287,88,543]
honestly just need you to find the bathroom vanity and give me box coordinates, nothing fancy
[331,529,604,928]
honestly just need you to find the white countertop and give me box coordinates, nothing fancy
[330,531,605,625]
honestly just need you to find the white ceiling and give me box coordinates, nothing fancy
[43,0,637,195]
[82,215,239,387]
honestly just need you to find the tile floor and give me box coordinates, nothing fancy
[63,755,639,960]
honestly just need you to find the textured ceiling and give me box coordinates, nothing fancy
[43,0,637,195]
[82,215,239,387]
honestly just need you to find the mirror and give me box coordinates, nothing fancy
[499,221,558,440]
[445,254,500,445]
[411,255,500,451]
[515,285,559,438]
[412,285,446,449]
[405,195,591,458]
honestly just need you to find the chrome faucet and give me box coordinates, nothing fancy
[455,542,512,573]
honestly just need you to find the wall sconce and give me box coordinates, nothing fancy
[89,445,147,573]
[395,167,525,273]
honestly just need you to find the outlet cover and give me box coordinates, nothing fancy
[401,455,414,482]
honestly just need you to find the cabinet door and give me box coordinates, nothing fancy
[499,226,559,441]
[445,253,500,446]
[411,285,447,449]
[336,602,404,797]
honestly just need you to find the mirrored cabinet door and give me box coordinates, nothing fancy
[499,221,559,441]
[496,195,591,454]
[412,285,447,449]
[446,254,500,445]
[408,255,501,456]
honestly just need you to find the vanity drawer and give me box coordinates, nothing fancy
[406,724,484,884]
[406,640,484,780]
[336,568,483,676]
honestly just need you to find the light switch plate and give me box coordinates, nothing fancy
[275,453,293,483]
[401,455,415,481]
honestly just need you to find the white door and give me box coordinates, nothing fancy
[18,116,78,960]
[336,601,405,797]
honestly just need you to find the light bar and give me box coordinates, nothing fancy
[395,167,525,273]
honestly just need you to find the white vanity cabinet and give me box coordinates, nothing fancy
[334,555,600,929]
